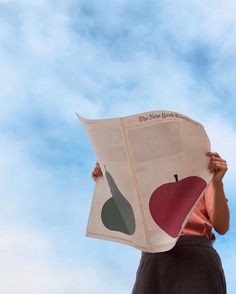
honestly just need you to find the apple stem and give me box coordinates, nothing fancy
[174,174,178,182]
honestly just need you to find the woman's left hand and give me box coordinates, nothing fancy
[206,152,228,184]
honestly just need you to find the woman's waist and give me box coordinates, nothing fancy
[141,235,214,257]
[174,235,214,248]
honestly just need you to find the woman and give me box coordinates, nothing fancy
[91,151,230,294]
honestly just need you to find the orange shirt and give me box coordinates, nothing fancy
[180,181,228,243]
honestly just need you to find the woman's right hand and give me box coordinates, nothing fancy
[91,161,103,181]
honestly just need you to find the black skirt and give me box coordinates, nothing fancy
[132,235,226,294]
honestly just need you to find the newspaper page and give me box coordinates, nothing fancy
[77,110,212,252]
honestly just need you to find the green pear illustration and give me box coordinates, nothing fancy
[101,165,136,235]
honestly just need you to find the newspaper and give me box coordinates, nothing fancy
[77,110,212,252]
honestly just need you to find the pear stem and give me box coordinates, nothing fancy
[174,174,178,182]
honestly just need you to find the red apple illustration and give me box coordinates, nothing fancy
[149,175,207,238]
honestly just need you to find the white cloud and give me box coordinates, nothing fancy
[0,1,236,293]
[215,238,236,294]
[157,0,236,44]
[0,1,104,125]
[0,224,136,294]
[204,114,236,184]
[0,0,47,5]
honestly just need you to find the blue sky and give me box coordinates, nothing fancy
[0,0,235,293]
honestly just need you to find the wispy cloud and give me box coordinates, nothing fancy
[0,0,235,293]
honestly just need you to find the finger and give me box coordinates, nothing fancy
[214,163,228,173]
[92,174,97,181]
[92,171,97,178]
[208,157,226,170]
[92,168,103,177]
[94,166,99,172]
[209,162,227,172]
[208,162,215,173]
[209,160,227,168]
[209,156,227,164]
[208,160,227,172]
[92,168,99,175]
[92,169,97,176]
[95,167,103,175]
[206,152,221,159]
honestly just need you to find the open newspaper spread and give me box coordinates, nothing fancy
[77,110,212,253]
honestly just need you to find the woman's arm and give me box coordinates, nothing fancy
[206,152,230,235]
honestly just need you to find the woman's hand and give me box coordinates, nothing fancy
[206,152,228,184]
[91,161,103,182]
